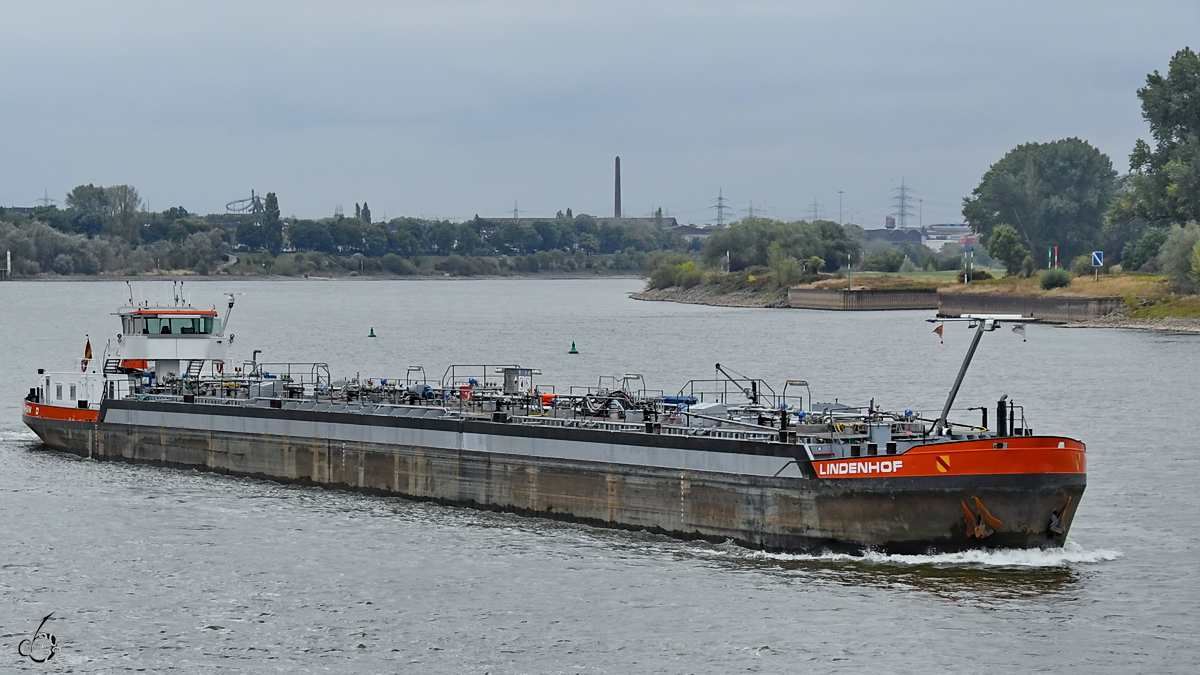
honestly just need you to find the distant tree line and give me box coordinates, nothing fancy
[0,186,686,276]
[283,210,682,259]
[646,217,865,291]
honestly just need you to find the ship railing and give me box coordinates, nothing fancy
[193,396,249,407]
[513,415,645,433]
[249,362,331,389]
[567,386,638,399]
[137,393,185,403]
[512,414,779,442]
[675,378,778,408]
[440,364,521,391]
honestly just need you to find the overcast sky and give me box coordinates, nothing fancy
[1,1,1195,226]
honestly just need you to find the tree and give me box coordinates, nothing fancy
[65,185,108,237]
[1128,48,1200,226]
[263,192,282,255]
[361,202,372,224]
[986,224,1029,276]
[388,227,420,256]
[860,249,904,272]
[66,184,108,216]
[1121,228,1168,271]
[104,185,142,243]
[577,232,600,254]
[236,219,265,250]
[430,221,457,253]
[1156,222,1200,293]
[699,218,857,272]
[289,220,334,252]
[364,224,389,256]
[532,220,559,250]
[767,241,803,286]
[499,222,539,253]
[963,138,1116,267]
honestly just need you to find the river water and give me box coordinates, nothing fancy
[1,278,1197,673]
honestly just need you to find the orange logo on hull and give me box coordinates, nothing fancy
[936,455,951,473]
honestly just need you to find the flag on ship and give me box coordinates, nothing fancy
[1012,323,1026,342]
[932,324,943,344]
[82,335,92,372]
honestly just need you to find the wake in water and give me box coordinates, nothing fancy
[705,539,1121,568]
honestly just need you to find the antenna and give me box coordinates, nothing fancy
[893,178,914,229]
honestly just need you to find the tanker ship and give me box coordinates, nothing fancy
[22,284,1084,553]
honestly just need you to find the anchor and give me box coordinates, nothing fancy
[961,496,1004,539]
[1048,496,1073,536]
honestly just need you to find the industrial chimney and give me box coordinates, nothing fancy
[614,156,622,219]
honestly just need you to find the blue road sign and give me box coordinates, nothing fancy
[1092,251,1103,267]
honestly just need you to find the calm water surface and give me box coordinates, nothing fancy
[1,278,1197,673]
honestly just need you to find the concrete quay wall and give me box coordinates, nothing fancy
[789,288,940,311]
[938,294,1123,323]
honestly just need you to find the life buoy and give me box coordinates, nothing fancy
[460,386,473,401]
[216,361,224,374]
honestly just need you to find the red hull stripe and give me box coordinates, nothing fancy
[22,402,99,423]
[814,437,1085,478]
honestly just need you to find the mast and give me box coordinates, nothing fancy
[927,315,1029,436]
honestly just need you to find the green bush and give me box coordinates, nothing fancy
[986,224,1029,276]
[1069,254,1095,276]
[1156,222,1200,293]
[860,250,905,272]
[646,253,693,289]
[1021,255,1035,277]
[1040,268,1072,289]
[956,268,993,283]
[676,260,704,288]
[1121,228,1168,271]
[381,253,418,275]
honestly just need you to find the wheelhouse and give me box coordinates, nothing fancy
[119,310,220,336]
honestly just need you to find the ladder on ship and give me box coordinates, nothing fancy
[186,360,205,379]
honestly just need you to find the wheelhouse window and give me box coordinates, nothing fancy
[128,315,215,335]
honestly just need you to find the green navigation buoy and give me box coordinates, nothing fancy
[368,327,376,338]
[568,341,578,354]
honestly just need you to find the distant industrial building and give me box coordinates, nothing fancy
[865,223,977,250]
[669,224,723,242]
[484,216,679,229]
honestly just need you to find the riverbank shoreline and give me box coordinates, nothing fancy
[1063,306,1200,333]
[1,272,644,283]
[630,286,788,308]
[634,284,1200,331]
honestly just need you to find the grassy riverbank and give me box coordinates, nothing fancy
[640,268,1200,324]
